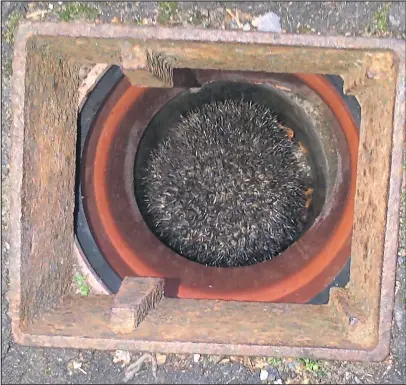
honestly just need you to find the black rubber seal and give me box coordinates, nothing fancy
[75,70,361,302]
[306,74,360,304]
[75,65,124,294]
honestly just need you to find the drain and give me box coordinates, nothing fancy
[135,82,322,267]
[11,24,403,360]
[77,67,359,303]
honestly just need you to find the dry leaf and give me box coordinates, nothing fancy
[123,353,157,382]
[155,352,167,365]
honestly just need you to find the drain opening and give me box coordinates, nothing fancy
[76,67,358,303]
[135,81,327,268]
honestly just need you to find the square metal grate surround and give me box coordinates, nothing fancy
[8,22,405,361]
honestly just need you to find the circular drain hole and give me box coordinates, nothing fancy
[135,81,326,267]
[77,69,358,302]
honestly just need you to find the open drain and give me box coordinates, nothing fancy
[76,67,359,303]
[135,82,321,268]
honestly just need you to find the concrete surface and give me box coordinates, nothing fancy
[1,2,405,384]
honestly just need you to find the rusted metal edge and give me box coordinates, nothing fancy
[9,329,394,361]
[13,21,406,51]
[9,22,405,361]
[376,41,406,361]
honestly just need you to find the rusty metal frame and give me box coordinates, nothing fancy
[8,22,405,361]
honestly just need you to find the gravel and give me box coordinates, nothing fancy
[1,1,405,384]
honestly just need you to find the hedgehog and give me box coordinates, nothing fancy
[138,99,313,267]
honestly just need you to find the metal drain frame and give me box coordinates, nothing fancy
[8,23,405,361]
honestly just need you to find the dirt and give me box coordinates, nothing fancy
[1,2,405,384]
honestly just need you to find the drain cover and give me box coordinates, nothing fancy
[9,23,404,361]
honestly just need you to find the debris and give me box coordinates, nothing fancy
[353,375,362,384]
[260,369,269,381]
[273,84,292,92]
[155,352,167,365]
[230,20,238,29]
[49,3,54,10]
[26,10,50,20]
[242,356,255,373]
[274,380,283,385]
[208,355,223,364]
[298,142,308,154]
[226,8,243,28]
[193,353,201,363]
[389,14,401,27]
[287,361,299,370]
[281,125,294,139]
[243,23,251,31]
[123,353,157,382]
[112,16,120,24]
[253,357,268,369]
[67,360,87,375]
[267,367,279,381]
[113,350,131,367]
[218,357,231,364]
[252,12,282,33]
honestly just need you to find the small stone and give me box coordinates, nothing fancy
[345,32,351,36]
[389,15,401,27]
[251,12,282,33]
[113,350,131,367]
[230,20,238,29]
[353,375,362,384]
[78,66,91,80]
[243,23,251,32]
[267,367,279,381]
[193,353,200,363]
[287,361,298,370]
[260,369,269,381]
[274,380,283,385]
[155,353,167,365]
[68,360,87,375]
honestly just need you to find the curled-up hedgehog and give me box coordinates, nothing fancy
[139,99,313,267]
